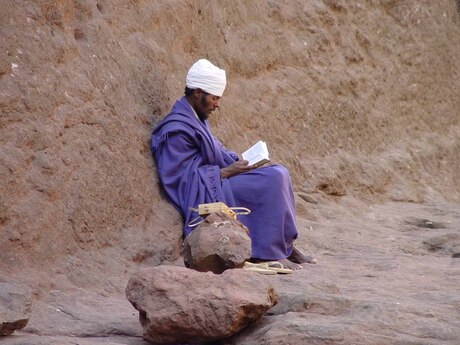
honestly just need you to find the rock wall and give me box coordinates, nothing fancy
[1,0,459,285]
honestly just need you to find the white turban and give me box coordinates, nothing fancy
[186,59,226,97]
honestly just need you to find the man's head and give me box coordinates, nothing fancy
[185,87,221,120]
[184,59,226,120]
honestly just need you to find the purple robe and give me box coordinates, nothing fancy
[151,97,298,260]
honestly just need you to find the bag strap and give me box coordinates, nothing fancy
[229,207,251,215]
[187,203,251,227]
[188,216,205,228]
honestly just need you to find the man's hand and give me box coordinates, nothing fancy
[220,160,256,179]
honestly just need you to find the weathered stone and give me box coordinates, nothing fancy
[316,177,347,196]
[297,192,318,204]
[405,217,446,229]
[423,233,460,257]
[0,282,32,336]
[1,0,460,344]
[182,212,252,274]
[125,265,278,344]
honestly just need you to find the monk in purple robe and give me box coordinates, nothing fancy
[151,59,315,269]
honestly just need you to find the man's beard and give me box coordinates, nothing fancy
[197,94,210,121]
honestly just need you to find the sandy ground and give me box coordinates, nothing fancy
[3,198,459,345]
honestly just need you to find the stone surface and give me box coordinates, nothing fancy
[0,0,460,344]
[0,282,32,336]
[125,265,278,344]
[182,212,252,274]
[1,334,147,345]
[423,233,460,257]
[1,0,459,280]
[23,289,142,338]
[2,203,460,345]
[224,202,460,345]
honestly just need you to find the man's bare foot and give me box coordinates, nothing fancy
[288,246,317,264]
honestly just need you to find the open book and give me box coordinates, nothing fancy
[242,140,270,166]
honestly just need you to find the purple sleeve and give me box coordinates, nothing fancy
[222,147,240,162]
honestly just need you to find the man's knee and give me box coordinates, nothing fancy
[268,164,291,184]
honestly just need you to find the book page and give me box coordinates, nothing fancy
[242,140,270,166]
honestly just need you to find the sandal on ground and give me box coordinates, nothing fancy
[242,262,277,275]
[265,261,293,274]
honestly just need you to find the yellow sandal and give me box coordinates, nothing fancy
[242,262,277,275]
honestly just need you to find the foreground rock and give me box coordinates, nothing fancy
[183,212,252,274]
[125,265,278,344]
[0,282,32,336]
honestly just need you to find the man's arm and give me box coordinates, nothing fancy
[220,160,257,179]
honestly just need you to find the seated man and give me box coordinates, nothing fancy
[151,59,315,269]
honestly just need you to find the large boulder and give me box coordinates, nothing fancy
[125,265,278,344]
[182,211,252,274]
[0,281,32,336]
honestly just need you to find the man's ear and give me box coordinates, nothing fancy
[194,88,204,99]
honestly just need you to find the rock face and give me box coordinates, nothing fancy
[1,0,460,280]
[182,212,252,274]
[1,0,460,344]
[0,282,32,336]
[125,265,278,344]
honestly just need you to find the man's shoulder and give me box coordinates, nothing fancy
[155,111,195,132]
[157,98,193,125]
[151,115,196,152]
[151,111,198,146]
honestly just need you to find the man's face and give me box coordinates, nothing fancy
[195,90,221,120]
